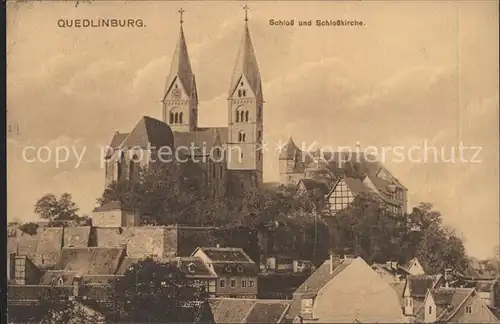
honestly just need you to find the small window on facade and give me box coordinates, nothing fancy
[242,279,247,287]
[237,265,244,273]
[249,280,255,287]
[245,111,249,122]
[175,84,178,89]
[236,111,240,122]
[230,279,236,288]
[220,279,225,288]
[240,152,244,160]
[57,277,64,286]
[240,82,243,86]
[225,265,232,273]
[240,111,245,122]
[465,306,472,314]
[238,90,242,97]
[179,112,183,124]
[428,306,432,314]
[242,90,246,97]
[170,113,174,124]
[174,112,179,124]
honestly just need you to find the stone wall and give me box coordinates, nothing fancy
[63,226,91,247]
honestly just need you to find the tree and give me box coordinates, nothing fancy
[40,300,106,324]
[19,222,39,235]
[106,258,207,323]
[34,193,79,221]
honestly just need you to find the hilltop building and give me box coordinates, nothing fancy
[104,11,264,194]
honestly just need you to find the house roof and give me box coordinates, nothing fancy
[208,298,290,323]
[429,288,475,321]
[92,200,124,212]
[54,247,125,276]
[293,257,353,295]
[229,22,262,101]
[462,279,496,292]
[406,275,441,298]
[109,132,129,149]
[120,116,174,149]
[196,247,254,263]
[279,138,302,160]
[298,179,330,196]
[212,262,258,277]
[115,256,217,278]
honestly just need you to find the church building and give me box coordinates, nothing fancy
[104,8,264,195]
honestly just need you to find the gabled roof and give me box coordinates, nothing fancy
[208,298,291,324]
[164,25,197,99]
[405,275,441,298]
[279,138,302,160]
[121,116,174,149]
[194,247,254,263]
[426,288,476,321]
[297,179,330,196]
[108,132,129,150]
[54,247,125,276]
[229,22,262,101]
[293,257,353,295]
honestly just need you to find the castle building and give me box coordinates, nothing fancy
[104,9,264,192]
[280,137,408,215]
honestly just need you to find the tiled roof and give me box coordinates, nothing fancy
[279,138,302,160]
[198,247,254,263]
[209,298,256,323]
[462,279,496,292]
[245,300,291,323]
[54,247,125,276]
[212,263,258,277]
[406,275,440,298]
[294,257,353,295]
[121,116,174,149]
[176,257,217,278]
[430,288,475,321]
[298,179,330,195]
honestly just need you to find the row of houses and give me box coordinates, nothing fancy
[8,237,500,323]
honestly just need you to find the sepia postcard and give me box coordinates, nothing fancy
[6,0,500,323]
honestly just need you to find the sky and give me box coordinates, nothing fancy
[6,1,499,259]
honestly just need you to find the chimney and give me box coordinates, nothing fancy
[444,268,453,287]
[330,252,340,274]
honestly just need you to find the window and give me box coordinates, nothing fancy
[258,130,261,139]
[240,82,244,86]
[237,265,244,273]
[240,111,245,122]
[240,152,244,160]
[225,265,232,273]
[236,111,240,122]
[238,90,242,97]
[242,279,247,287]
[245,111,249,122]
[175,84,178,89]
[179,112,183,124]
[428,306,432,314]
[249,280,255,287]
[209,280,216,293]
[465,306,472,314]
[169,112,174,124]
[220,279,225,288]
[301,298,313,314]
[57,277,64,286]
[239,131,246,142]
[230,279,236,288]
[242,90,246,97]
[174,112,179,124]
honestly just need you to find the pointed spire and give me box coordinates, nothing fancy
[229,7,262,101]
[164,9,196,99]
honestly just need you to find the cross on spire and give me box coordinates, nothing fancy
[243,5,249,22]
[179,8,185,24]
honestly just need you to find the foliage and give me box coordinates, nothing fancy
[19,222,39,235]
[106,258,207,323]
[40,300,106,324]
[34,193,79,221]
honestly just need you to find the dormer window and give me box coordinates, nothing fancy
[225,265,232,273]
[301,298,313,314]
[187,263,195,274]
[57,277,64,286]
[236,264,244,273]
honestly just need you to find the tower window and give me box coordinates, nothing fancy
[238,131,246,142]
[240,111,245,122]
[245,111,249,122]
[242,90,246,97]
[238,90,242,97]
[240,82,243,86]
[236,111,240,122]
[174,112,179,124]
[179,112,183,124]
[240,152,244,160]
[175,84,178,89]
[170,112,174,124]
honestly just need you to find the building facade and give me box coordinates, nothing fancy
[104,14,264,191]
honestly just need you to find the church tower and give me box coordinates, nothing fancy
[227,6,264,183]
[162,9,198,132]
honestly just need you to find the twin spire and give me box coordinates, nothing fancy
[164,6,261,101]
